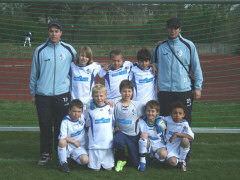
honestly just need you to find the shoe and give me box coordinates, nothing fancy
[138,162,146,172]
[179,161,187,172]
[38,153,52,165]
[68,158,78,168]
[61,162,70,173]
[115,160,127,172]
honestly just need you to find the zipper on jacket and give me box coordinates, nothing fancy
[170,40,174,92]
[53,44,56,96]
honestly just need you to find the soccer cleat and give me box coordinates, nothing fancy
[138,162,146,172]
[179,161,187,172]
[38,153,52,165]
[115,160,127,172]
[61,162,70,173]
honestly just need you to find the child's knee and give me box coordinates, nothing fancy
[157,148,168,159]
[181,138,190,148]
[168,157,178,166]
[80,154,89,165]
[58,139,67,148]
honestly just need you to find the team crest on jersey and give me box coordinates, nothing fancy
[132,109,136,115]
[86,69,91,74]
[108,109,113,115]
[177,50,183,57]
[78,120,84,126]
[60,54,66,60]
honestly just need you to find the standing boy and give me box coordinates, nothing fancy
[98,49,133,104]
[30,20,77,165]
[113,80,145,171]
[86,84,115,171]
[58,99,89,173]
[130,48,157,105]
[24,31,32,47]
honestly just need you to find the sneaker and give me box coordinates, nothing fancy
[68,158,78,168]
[38,153,52,165]
[138,162,146,172]
[61,162,70,173]
[179,161,187,172]
[115,160,127,172]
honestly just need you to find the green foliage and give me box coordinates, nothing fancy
[0,132,239,180]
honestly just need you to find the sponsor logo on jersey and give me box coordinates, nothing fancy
[70,130,83,137]
[95,118,110,124]
[73,76,89,81]
[117,118,132,124]
[139,77,154,83]
[112,69,127,77]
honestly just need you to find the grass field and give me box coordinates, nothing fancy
[0,132,239,180]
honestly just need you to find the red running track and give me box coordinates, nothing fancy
[0,55,239,102]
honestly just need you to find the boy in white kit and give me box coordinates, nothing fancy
[58,99,89,173]
[113,80,145,171]
[98,49,133,104]
[130,48,157,105]
[160,101,194,171]
[70,46,102,114]
[85,84,115,171]
[138,100,166,172]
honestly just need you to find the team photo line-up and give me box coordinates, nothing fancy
[29,18,203,173]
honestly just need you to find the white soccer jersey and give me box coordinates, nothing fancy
[163,116,194,146]
[130,64,157,105]
[98,61,133,102]
[58,114,86,151]
[139,116,165,152]
[70,62,101,104]
[114,100,145,136]
[86,104,114,150]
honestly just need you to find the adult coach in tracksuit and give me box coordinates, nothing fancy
[152,18,203,126]
[30,20,77,165]
[152,18,203,165]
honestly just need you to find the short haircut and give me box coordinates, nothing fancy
[110,49,123,60]
[77,46,93,65]
[119,79,134,92]
[171,101,186,113]
[137,48,151,62]
[145,100,160,112]
[92,84,107,97]
[69,99,83,110]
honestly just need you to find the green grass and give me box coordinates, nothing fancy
[0,132,239,180]
[0,100,240,128]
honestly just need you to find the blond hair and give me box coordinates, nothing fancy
[92,84,107,97]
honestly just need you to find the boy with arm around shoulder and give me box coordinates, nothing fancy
[98,49,133,104]
[130,48,157,104]
[113,80,145,171]
[58,99,89,173]
[85,84,115,171]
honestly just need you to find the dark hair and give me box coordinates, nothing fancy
[145,100,160,112]
[171,101,186,113]
[119,79,134,92]
[110,49,123,60]
[69,99,83,110]
[137,48,151,62]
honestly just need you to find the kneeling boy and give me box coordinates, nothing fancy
[58,99,89,173]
